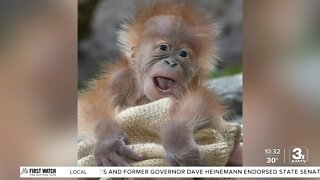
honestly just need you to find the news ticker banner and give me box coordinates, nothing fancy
[20,166,320,178]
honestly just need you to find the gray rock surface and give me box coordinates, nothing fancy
[207,73,242,124]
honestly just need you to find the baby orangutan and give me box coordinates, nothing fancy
[79,2,232,166]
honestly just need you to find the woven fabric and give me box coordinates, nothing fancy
[78,98,241,167]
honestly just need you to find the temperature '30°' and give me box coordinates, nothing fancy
[265,148,281,164]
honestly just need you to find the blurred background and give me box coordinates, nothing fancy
[0,1,77,179]
[244,0,320,168]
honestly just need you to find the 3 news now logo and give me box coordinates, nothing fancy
[289,146,308,164]
[20,168,57,177]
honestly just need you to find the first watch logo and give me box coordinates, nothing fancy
[21,168,57,177]
[289,146,308,164]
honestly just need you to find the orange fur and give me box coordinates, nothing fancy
[119,1,219,75]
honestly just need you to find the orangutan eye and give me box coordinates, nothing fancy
[158,44,169,51]
[178,50,188,58]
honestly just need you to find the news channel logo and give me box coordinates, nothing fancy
[289,146,308,164]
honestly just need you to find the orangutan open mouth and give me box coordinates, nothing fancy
[153,76,176,93]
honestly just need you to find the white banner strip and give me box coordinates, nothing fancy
[20,166,320,178]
